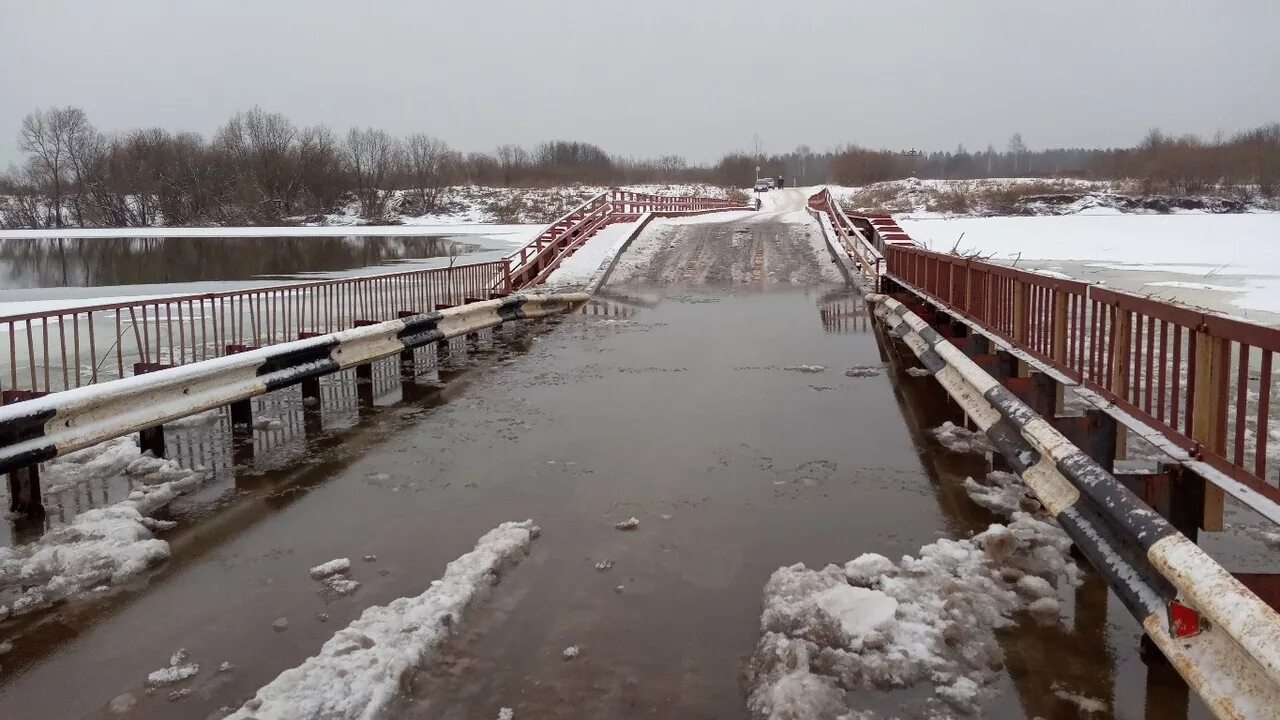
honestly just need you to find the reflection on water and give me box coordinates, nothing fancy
[0,235,480,289]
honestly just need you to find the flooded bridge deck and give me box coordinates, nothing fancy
[0,207,1223,719]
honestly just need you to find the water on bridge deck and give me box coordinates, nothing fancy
[0,195,1210,719]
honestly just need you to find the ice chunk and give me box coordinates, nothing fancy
[562,645,580,660]
[931,421,993,454]
[310,558,352,579]
[614,517,639,531]
[813,585,897,639]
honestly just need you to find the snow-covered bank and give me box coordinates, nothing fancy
[225,520,539,720]
[898,213,1280,315]
[833,177,1275,219]
[0,441,205,619]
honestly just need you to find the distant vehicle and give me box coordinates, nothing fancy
[776,176,785,188]
[754,178,775,192]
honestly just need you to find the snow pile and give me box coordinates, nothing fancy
[746,511,1078,717]
[0,466,202,619]
[931,421,994,454]
[40,437,141,495]
[225,519,540,720]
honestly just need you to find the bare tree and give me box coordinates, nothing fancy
[216,107,300,220]
[402,133,451,213]
[345,127,396,219]
[495,144,528,187]
[19,106,96,227]
[657,154,687,179]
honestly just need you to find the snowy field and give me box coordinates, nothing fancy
[899,213,1280,319]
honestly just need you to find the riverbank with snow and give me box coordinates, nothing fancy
[898,213,1280,319]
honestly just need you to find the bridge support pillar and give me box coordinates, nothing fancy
[7,464,43,518]
[396,312,418,378]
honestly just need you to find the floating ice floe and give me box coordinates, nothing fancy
[931,421,994,454]
[225,520,539,720]
[746,510,1078,716]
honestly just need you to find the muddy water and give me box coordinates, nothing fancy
[0,283,1216,720]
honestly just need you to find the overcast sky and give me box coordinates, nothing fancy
[1,0,1277,165]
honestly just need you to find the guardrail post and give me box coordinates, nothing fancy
[1191,332,1228,531]
[297,332,323,404]
[353,320,377,409]
[1109,308,1131,461]
[1052,292,1068,414]
[2,388,46,517]
[133,362,173,458]
[225,344,255,440]
[395,313,418,378]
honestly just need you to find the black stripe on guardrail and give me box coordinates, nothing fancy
[496,295,530,322]
[877,298,1175,623]
[881,294,1183,551]
[0,406,58,474]
[1055,502,1172,618]
[259,338,342,392]
[397,312,446,349]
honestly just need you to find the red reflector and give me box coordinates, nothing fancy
[1168,600,1204,638]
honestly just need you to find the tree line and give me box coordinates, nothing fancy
[3,105,1278,228]
[824,127,1280,197]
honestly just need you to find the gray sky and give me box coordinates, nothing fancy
[1,0,1277,165]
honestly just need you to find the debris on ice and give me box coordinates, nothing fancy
[614,517,640,531]
[323,577,361,596]
[843,366,880,378]
[107,693,137,715]
[1052,683,1108,714]
[147,649,199,687]
[309,558,352,579]
[224,520,540,720]
[931,421,994,454]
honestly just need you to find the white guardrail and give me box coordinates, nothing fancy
[871,293,1280,720]
[0,293,588,474]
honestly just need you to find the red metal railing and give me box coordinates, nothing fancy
[501,189,745,292]
[883,241,1280,504]
[1,188,744,396]
[1,260,508,395]
[806,189,883,282]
